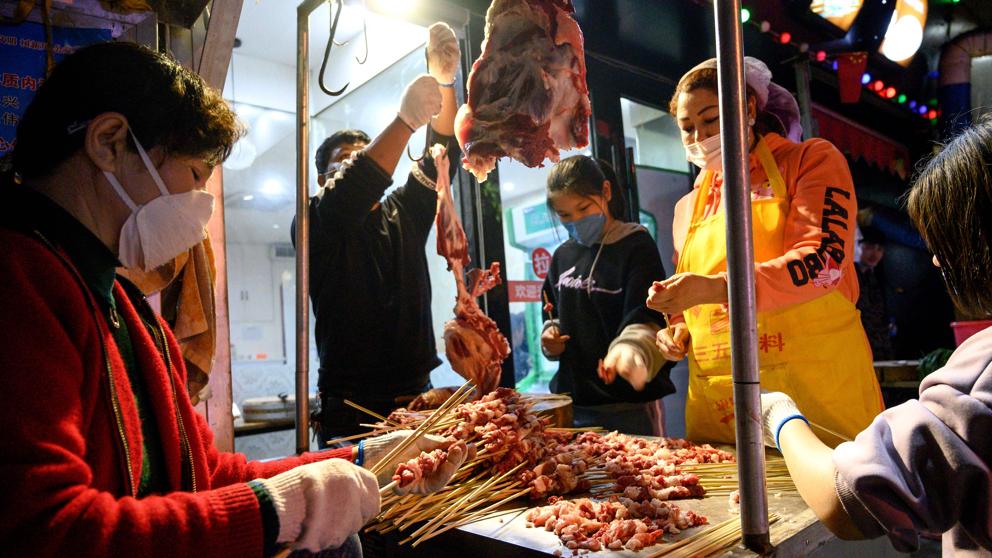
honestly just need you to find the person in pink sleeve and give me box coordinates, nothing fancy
[762,118,992,555]
[646,57,883,445]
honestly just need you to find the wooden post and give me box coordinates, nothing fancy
[191,0,243,452]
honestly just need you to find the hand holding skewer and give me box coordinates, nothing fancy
[541,291,570,357]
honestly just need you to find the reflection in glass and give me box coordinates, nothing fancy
[498,140,591,393]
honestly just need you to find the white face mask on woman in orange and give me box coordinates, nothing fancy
[102,129,214,271]
[684,133,723,171]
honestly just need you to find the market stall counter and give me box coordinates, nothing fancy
[356,387,901,558]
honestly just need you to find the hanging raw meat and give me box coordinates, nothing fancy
[432,144,511,395]
[454,0,591,181]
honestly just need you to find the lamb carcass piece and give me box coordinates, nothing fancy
[454,0,591,181]
[432,144,511,395]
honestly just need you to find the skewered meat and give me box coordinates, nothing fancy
[454,0,591,181]
[393,448,449,488]
[379,389,734,554]
[525,497,707,553]
[432,144,511,394]
[408,387,460,411]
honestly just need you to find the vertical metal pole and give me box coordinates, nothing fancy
[712,0,771,551]
[295,0,323,455]
[793,58,816,140]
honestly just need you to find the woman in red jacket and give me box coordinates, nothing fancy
[0,42,465,557]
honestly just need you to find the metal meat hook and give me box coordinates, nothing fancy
[407,145,425,162]
[318,0,349,96]
[354,0,369,65]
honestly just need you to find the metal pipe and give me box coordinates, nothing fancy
[712,0,771,551]
[295,0,324,455]
[793,58,815,140]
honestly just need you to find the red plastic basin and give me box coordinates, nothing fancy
[951,320,992,346]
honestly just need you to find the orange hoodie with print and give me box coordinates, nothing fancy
[671,132,859,319]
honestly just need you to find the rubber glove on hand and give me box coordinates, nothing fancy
[656,322,690,361]
[255,459,380,553]
[760,391,808,450]
[426,22,459,85]
[602,344,651,391]
[398,75,443,131]
[394,439,470,496]
[362,429,470,487]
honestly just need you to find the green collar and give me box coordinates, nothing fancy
[15,188,119,306]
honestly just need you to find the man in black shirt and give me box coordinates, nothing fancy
[855,226,894,360]
[292,23,461,445]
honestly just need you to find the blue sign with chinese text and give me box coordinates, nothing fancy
[0,22,110,154]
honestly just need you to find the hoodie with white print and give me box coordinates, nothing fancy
[541,222,675,406]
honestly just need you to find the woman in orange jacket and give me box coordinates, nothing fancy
[646,57,884,444]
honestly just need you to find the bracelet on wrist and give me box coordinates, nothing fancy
[396,114,417,134]
[774,414,810,451]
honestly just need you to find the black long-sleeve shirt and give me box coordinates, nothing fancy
[291,129,459,400]
[542,226,675,406]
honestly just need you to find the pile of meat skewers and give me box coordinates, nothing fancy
[376,388,737,554]
[526,496,707,552]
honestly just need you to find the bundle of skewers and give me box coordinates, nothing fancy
[360,383,604,546]
[341,383,798,555]
[682,457,796,500]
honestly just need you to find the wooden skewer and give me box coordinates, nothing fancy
[344,399,397,425]
[369,381,473,476]
[647,513,781,558]
[379,480,398,495]
[414,487,533,545]
[394,473,485,525]
[808,419,853,442]
[323,427,398,447]
[406,462,526,543]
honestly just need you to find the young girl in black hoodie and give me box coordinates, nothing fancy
[541,156,675,435]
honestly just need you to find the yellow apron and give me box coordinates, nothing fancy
[679,137,883,445]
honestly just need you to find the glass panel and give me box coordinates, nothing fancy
[621,97,693,437]
[620,97,689,173]
[972,55,992,121]
[497,140,591,394]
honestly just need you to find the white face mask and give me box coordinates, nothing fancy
[103,130,215,271]
[685,133,723,171]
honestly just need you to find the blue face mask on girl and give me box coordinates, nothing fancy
[563,212,606,246]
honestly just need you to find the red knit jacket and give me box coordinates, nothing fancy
[0,227,350,557]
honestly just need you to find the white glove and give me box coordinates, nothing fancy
[361,430,470,488]
[395,440,470,496]
[604,343,651,391]
[398,74,443,131]
[427,22,460,85]
[256,459,380,553]
[760,391,808,450]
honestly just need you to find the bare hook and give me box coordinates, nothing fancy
[318,0,349,97]
[407,145,425,162]
[355,0,369,65]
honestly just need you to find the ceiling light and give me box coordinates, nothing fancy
[260,178,284,197]
[242,194,255,201]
